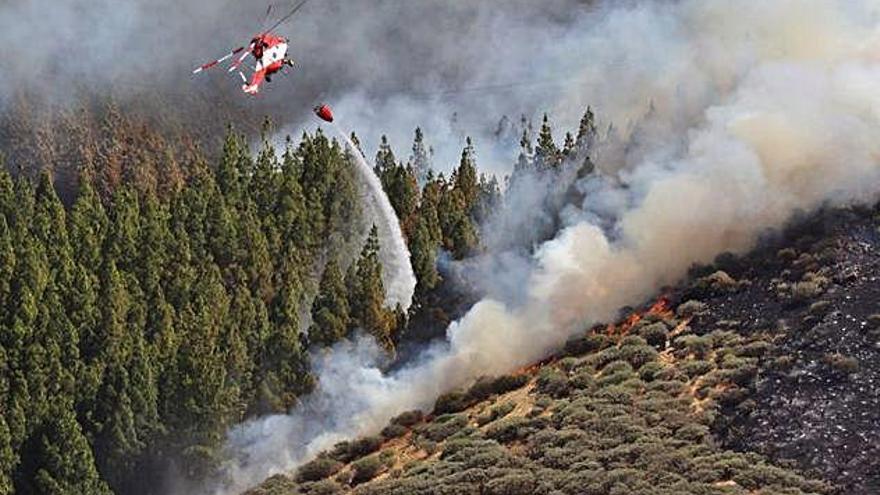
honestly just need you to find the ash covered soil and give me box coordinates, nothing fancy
[247,206,880,495]
[683,206,880,495]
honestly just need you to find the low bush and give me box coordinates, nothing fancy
[676,299,707,319]
[536,368,570,398]
[675,335,712,358]
[381,424,409,440]
[433,391,471,415]
[638,322,669,348]
[420,414,469,442]
[679,360,714,378]
[297,457,345,483]
[303,479,345,495]
[329,436,384,463]
[619,344,658,369]
[390,410,424,427]
[351,455,385,485]
[467,374,529,403]
[570,369,597,390]
[485,417,536,444]
[564,333,611,356]
[638,362,665,382]
[477,402,516,426]
[695,270,743,295]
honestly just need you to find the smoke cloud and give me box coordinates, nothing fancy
[211,0,880,493]
[1,0,592,169]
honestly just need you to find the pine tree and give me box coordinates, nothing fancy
[0,399,14,494]
[18,406,111,495]
[535,114,560,170]
[349,132,366,158]
[105,186,141,272]
[216,128,245,204]
[453,137,479,216]
[575,106,598,156]
[515,128,534,173]
[474,173,502,225]
[351,226,392,348]
[419,174,444,247]
[374,135,397,180]
[563,132,575,157]
[410,127,432,186]
[409,219,439,299]
[308,258,350,348]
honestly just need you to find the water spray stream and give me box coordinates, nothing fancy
[334,122,416,311]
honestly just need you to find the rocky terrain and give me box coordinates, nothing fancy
[246,205,880,495]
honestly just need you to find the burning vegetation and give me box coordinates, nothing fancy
[249,206,880,495]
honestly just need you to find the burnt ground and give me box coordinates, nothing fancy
[674,206,880,495]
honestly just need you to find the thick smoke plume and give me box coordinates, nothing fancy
[213,0,880,493]
[0,0,591,160]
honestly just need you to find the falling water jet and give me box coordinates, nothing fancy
[333,122,416,311]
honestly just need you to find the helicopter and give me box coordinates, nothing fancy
[192,0,308,95]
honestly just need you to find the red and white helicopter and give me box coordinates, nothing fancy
[192,0,309,95]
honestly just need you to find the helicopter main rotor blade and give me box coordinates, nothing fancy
[262,0,309,35]
[193,46,246,74]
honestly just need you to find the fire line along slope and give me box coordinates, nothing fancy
[246,205,880,495]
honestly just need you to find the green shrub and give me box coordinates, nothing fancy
[739,340,772,358]
[536,368,570,398]
[638,362,665,382]
[602,360,634,375]
[297,457,344,483]
[571,369,597,390]
[351,455,385,485]
[329,436,384,463]
[583,346,623,370]
[620,335,649,347]
[390,410,424,427]
[619,344,658,369]
[381,423,409,440]
[647,380,687,395]
[676,300,707,318]
[303,479,344,495]
[674,423,710,442]
[477,402,516,426]
[485,417,535,444]
[638,322,669,348]
[557,357,580,372]
[415,438,438,455]
[675,335,712,358]
[467,374,529,402]
[695,270,742,295]
[564,333,610,356]
[486,471,537,495]
[420,414,469,442]
[680,360,714,378]
[433,390,471,415]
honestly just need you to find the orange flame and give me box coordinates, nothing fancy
[605,295,673,337]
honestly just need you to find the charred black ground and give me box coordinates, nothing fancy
[686,206,880,495]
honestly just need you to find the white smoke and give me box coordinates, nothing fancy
[215,0,880,493]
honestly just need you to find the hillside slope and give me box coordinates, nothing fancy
[247,206,880,495]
